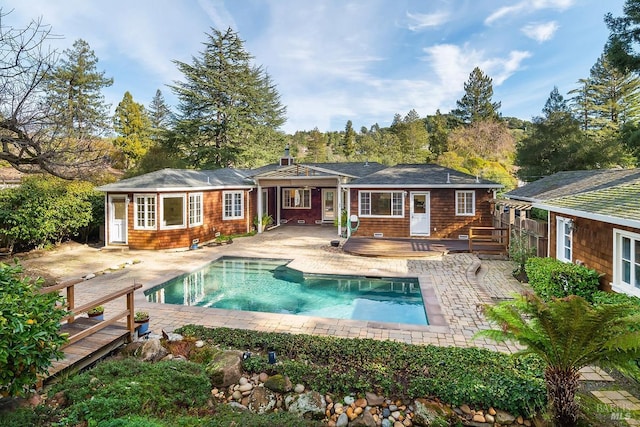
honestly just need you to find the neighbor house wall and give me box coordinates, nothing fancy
[348,188,494,238]
[548,212,639,291]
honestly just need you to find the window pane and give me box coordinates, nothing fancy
[163,197,183,226]
[623,237,631,260]
[371,193,391,215]
[392,193,403,216]
[635,240,640,264]
[224,193,232,217]
[623,260,631,284]
[635,264,640,289]
[234,193,242,216]
[360,192,370,215]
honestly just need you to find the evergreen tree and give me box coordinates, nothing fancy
[605,0,640,73]
[171,27,286,169]
[147,89,173,142]
[306,127,328,162]
[113,91,152,169]
[426,110,450,156]
[451,67,501,124]
[568,79,594,131]
[516,88,589,181]
[342,120,356,159]
[45,39,113,140]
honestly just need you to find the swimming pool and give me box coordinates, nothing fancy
[145,257,428,325]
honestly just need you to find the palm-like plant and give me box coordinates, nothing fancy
[476,292,640,427]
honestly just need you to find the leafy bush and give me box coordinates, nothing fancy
[53,358,211,424]
[0,175,102,251]
[177,325,546,416]
[525,257,602,302]
[0,262,67,397]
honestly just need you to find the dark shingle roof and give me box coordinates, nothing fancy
[96,168,253,192]
[505,168,640,202]
[345,164,503,187]
[250,161,386,178]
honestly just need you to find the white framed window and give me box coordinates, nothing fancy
[358,191,404,217]
[613,228,640,297]
[189,193,203,226]
[283,188,311,209]
[160,193,186,229]
[455,190,475,216]
[134,194,156,230]
[223,191,244,220]
[556,216,573,263]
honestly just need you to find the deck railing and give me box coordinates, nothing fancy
[468,227,510,255]
[40,280,142,347]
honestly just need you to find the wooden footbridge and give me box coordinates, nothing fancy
[39,280,142,384]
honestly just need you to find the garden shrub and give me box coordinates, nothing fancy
[0,262,67,397]
[525,257,601,302]
[53,358,211,424]
[0,175,102,251]
[177,325,546,417]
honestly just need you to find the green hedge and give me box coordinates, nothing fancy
[525,257,602,302]
[177,325,546,417]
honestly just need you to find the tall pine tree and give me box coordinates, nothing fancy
[45,39,113,141]
[452,67,501,124]
[147,89,173,143]
[171,28,286,169]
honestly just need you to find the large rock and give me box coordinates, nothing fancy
[412,398,454,426]
[365,391,385,406]
[263,374,292,393]
[286,390,326,420]
[247,386,277,414]
[350,410,377,427]
[139,338,168,362]
[495,409,516,425]
[205,350,243,387]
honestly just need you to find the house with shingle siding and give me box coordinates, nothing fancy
[503,169,640,296]
[97,150,503,250]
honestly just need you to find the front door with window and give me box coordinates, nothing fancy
[556,216,573,262]
[410,192,430,236]
[322,189,336,222]
[109,195,127,244]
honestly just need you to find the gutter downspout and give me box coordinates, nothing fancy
[337,177,342,237]
[256,181,263,234]
[247,188,253,234]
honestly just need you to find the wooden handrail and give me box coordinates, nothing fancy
[40,280,143,346]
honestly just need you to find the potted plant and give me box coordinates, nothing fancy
[214,235,233,245]
[87,306,104,321]
[253,214,273,232]
[134,311,150,335]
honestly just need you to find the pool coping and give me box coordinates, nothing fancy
[136,255,451,336]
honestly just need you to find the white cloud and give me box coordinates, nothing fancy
[485,0,574,25]
[522,21,559,42]
[406,11,450,31]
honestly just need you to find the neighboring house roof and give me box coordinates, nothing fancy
[534,182,640,229]
[344,164,503,188]
[96,168,254,192]
[504,168,640,202]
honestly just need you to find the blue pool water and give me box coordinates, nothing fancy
[145,257,428,325]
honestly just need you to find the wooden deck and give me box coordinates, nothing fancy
[342,237,470,258]
[45,318,132,383]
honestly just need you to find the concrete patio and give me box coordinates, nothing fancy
[20,224,528,353]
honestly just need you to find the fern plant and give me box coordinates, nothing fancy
[476,292,640,427]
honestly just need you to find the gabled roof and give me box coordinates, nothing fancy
[96,168,253,192]
[344,164,503,188]
[504,168,640,202]
[534,182,640,229]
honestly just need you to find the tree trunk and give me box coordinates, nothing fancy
[545,366,580,427]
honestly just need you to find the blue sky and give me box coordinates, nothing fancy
[2,0,626,133]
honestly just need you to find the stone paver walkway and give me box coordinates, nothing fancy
[17,225,640,422]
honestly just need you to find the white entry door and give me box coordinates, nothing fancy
[109,195,127,244]
[410,192,430,236]
[322,189,336,222]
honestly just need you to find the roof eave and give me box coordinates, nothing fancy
[343,184,503,189]
[533,202,640,230]
[97,185,255,193]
